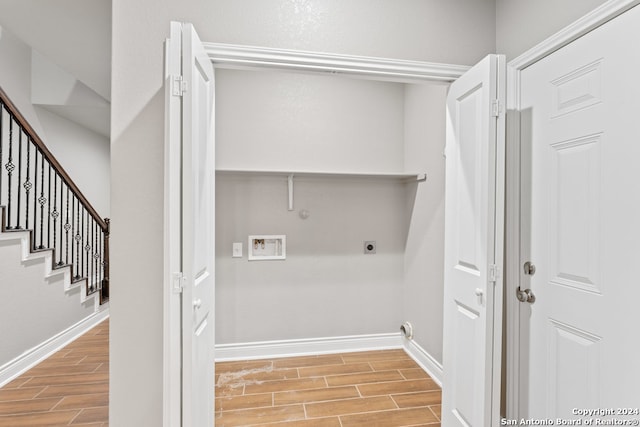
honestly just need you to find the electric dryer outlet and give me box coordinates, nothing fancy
[364,241,376,254]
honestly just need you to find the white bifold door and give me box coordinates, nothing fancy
[442,54,506,427]
[164,22,216,427]
[519,5,640,419]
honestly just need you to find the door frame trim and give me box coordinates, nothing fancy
[504,0,640,419]
[204,42,469,83]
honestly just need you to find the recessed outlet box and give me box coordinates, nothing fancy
[364,241,376,254]
[248,235,286,261]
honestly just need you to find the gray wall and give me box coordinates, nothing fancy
[0,239,96,369]
[210,0,496,65]
[496,0,607,60]
[215,70,448,364]
[110,1,217,425]
[215,69,408,344]
[0,24,106,371]
[110,0,496,423]
[403,83,447,363]
[216,174,407,343]
[216,69,405,173]
[0,25,111,217]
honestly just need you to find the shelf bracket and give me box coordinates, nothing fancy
[288,174,294,211]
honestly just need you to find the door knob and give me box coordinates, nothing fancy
[516,286,535,303]
[193,299,202,309]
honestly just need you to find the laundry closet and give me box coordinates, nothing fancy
[214,65,449,360]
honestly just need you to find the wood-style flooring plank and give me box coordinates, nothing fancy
[305,396,397,418]
[273,385,360,406]
[216,348,442,426]
[214,404,306,426]
[0,319,109,425]
[340,407,439,426]
[1,321,441,427]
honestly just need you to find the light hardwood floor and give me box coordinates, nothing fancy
[0,320,441,426]
[216,349,441,426]
[0,319,109,426]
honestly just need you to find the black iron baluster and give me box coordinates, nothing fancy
[51,173,58,260]
[37,150,46,249]
[85,209,90,287]
[75,201,82,279]
[95,221,100,291]
[99,228,103,288]
[33,148,38,249]
[81,207,86,278]
[24,137,32,230]
[57,180,64,265]
[90,219,95,291]
[5,118,15,228]
[64,187,70,265]
[47,163,51,248]
[14,128,23,229]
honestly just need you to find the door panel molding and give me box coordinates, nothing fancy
[505,0,640,419]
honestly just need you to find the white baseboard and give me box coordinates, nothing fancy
[403,338,443,386]
[215,332,444,387]
[215,332,404,362]
[0,308,109,387]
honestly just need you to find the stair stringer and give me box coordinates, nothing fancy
[0,226,102,311]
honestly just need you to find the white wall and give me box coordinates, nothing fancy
[110,1,216,425]
[0,25,47,137]
[403,83,447,363]
[210,0,496,65]
[110,0,496,423]
[0,24,108,373]
[216,174,406,343]
[216,69,405,173]
[34,108,110,216]
[496,0,607,60]
[0,238,95,368]
[0,25,110,217]
[215,70,448,364]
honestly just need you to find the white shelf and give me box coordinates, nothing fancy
[216,168,427,182]
[216,169,427,212]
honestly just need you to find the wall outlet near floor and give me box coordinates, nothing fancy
[364,241,376,254]
[232,242,243,258]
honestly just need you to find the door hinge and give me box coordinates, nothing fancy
[172,272,185,294]
[489,264,501,283]
[491,99,503,117]
[172,75,187,97]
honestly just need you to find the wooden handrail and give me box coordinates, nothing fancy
[0,86,107,232]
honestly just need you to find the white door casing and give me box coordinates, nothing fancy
[442,54,505,427]
[164,21,216,427]
[163,22,182,427]
[518,4,640,419]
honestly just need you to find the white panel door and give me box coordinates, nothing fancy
[520,5,640,420]
[442,54,505,427]
[165,22,216,426]
[182,23,216,427]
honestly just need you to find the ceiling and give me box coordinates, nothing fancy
[0,0,111,136]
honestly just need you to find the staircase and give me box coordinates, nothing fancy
[0,86,109,305]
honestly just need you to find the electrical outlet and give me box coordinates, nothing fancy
[364,241,376,254]
[232,242,243,258]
